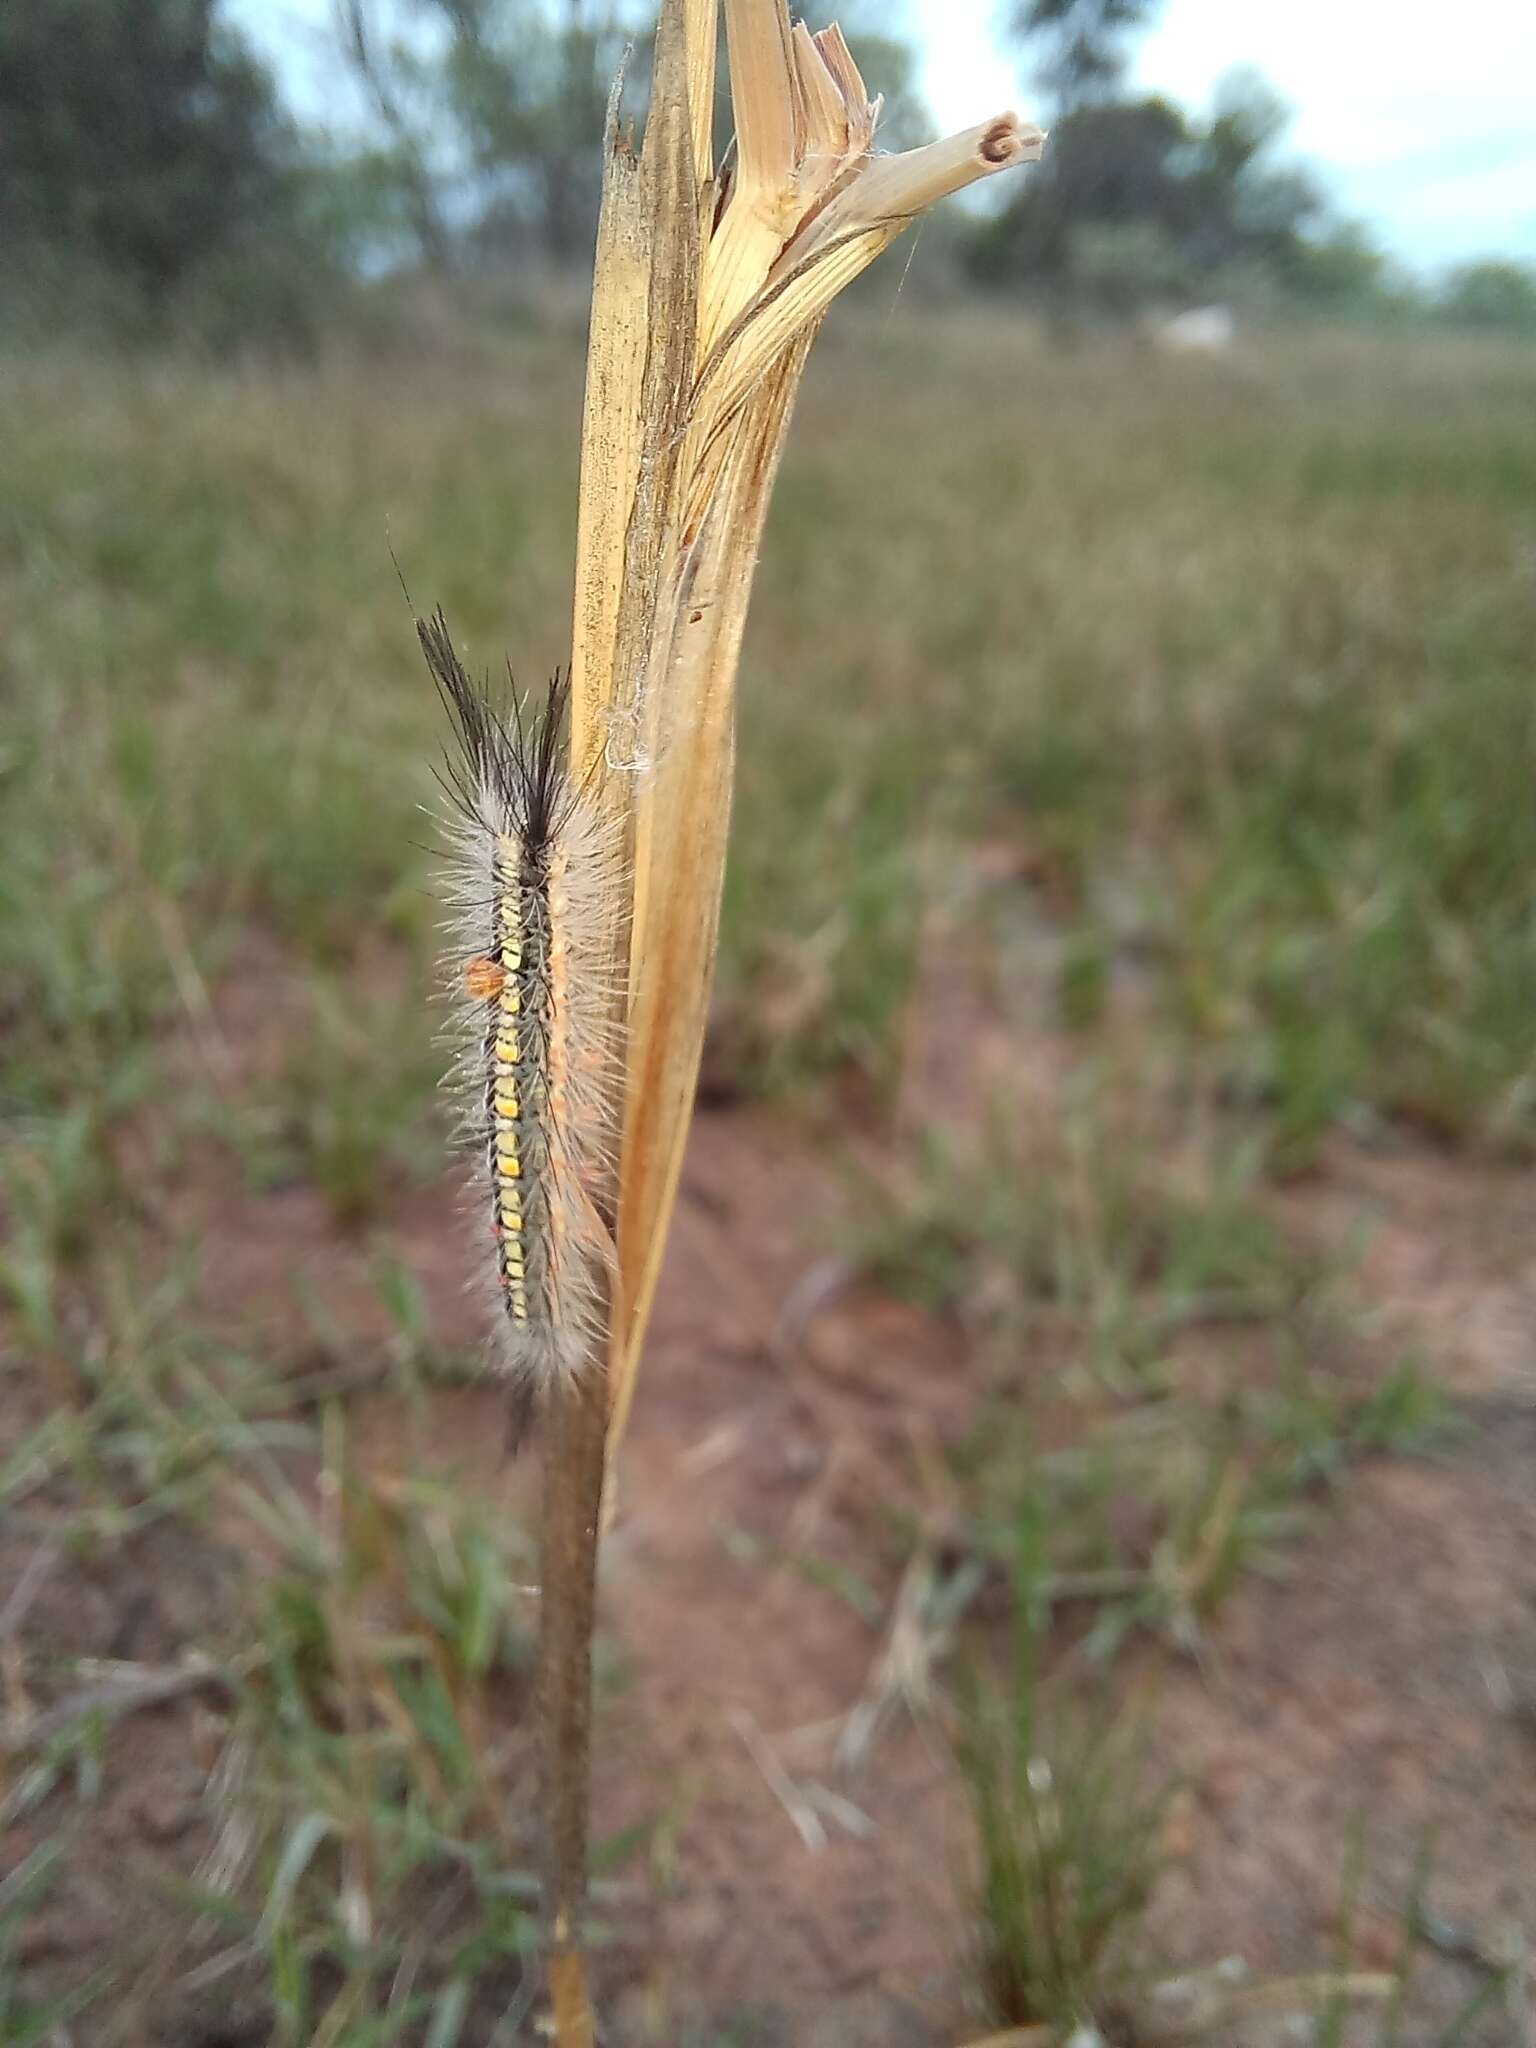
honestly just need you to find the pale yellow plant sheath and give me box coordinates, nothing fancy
[566,0,1044,1465]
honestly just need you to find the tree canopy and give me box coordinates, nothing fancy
[326,0,933,274]
[1004,0,1160,111]
[1442,260,1536,335]
[0,0,299,295]
[2,0,1530,342]
[967,73,1331,309]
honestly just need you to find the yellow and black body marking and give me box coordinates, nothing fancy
[493,851,531,1328]
[421,609,619,1384]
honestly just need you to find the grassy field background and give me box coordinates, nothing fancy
[1,308,1533,2044]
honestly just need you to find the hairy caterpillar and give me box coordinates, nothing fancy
[420,609,620,1384]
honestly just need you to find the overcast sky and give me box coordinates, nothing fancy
[921,0,1536,268]
[241,0,1536,270]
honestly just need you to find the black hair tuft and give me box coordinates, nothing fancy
[417,607,570,854]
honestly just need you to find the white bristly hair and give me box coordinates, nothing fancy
[420,610,622,1385]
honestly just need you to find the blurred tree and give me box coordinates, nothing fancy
[1001,0,1161,112]
[329,0,642,271]
[1277,222,1397,315]
[440,0,638,268]
[0,0,301,298]
[335,0,457,271]
[1440,260,1536,335]
[985,12,1403,324]
[327,0,934,274]
[966,68,1341,317]
[1067,219,1189,318]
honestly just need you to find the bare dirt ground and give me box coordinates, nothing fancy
[589,1125,1536,2045]
[1145,1146,1536,2041]
[4,987,1533,2045]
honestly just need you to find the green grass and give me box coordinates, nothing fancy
[745,324,1536,1151]
[956,1492,1167,2035]
[852,1106,1320,1387]
[944,1340,1457,1668]
[193,1446,545,2046]
[1,307,1529,2042]
[5,319,1533,1149]
[0,1329,549,2042]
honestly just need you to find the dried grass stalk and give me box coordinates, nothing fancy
[542,4,1041,2032]
[570,0,1043,1456]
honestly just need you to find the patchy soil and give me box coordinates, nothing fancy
[589,1113,978,2046]
[586,1123,1536,2045]
[1144,1145,1536,2040]
[3,963,1534,2044]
